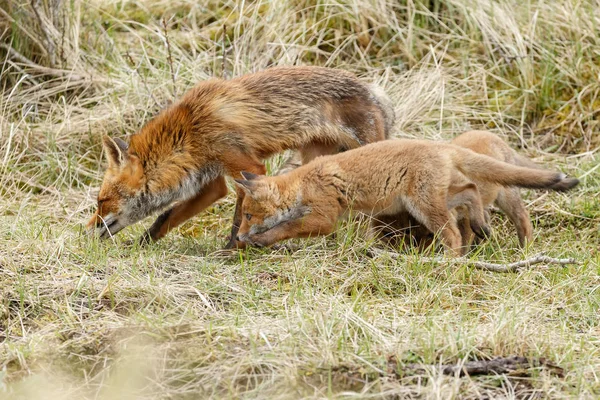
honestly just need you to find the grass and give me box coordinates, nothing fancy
[1,0,599,398]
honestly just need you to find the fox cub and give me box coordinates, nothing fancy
[235,139,579,256]
[373,130,573,250]
[86,66,394,248]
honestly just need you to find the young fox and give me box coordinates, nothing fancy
[86,66,395,248]
[234,139,578,256]
[373,130,568,249]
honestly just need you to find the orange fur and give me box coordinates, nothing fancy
[87,66,394,245]
[236,139,578,256]
[382,130,579,250]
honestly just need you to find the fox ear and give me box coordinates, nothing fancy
[234,179,256,194]
[102,135,129,168]
[240,171,261,181]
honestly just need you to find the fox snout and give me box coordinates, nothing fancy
[87,212,126,239]
[236,233,252,245]
[237,233,266,248]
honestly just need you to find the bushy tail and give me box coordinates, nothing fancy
[452,147,579,191]
[368,83,395,139]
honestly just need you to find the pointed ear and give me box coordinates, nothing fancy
[234,179,256,195]
[240,171,261,181]
[113,137,129,153]
[102,135,129,168]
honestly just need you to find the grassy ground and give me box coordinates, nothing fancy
[1,0,599,398]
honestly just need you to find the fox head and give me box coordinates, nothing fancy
[87,136,149,239]
[235,172,311,245]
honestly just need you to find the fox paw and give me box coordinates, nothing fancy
[473,224,492,239]
[138,231,155,246]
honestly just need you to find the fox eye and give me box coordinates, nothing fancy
[97,198,109,208]
[245,213,252,221]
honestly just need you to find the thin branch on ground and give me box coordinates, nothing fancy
[367,248,579,273]
[325,356,564,382]
[0,43,85,81]
[395,356,565,377]
[469,253,578,272]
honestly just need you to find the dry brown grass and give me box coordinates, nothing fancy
[1,0,599,398]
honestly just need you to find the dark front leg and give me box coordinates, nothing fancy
[139,176,228,244]
[140,208,173,245]
[222,154,267,250]
[223,188,245,249]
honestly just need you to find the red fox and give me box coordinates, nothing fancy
[234,139,579,256]
[86,66,395,248]
[373,130,566,250]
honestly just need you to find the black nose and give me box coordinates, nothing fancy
[236,235,241,241]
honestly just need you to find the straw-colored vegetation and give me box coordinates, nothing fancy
[1,0,598,398]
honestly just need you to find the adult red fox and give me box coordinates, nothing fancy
[86,66,395,248]
[373,130,566,250]
[234,139,579,256]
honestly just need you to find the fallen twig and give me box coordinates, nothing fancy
[469,253,577,272]
[367,248,579,273]
[394,356,564,377]
[321,356,564,383]
[0,43,86,81]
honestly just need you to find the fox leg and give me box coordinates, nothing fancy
[455,208,476,249]
[244,217,336,248]
[223,156,267,249]
[300,143,343,164]
[447,182,490,241]
[277,143,340,176]
[495,187,533,247]
[141,176,229,243]
[405,197,463,256]
[223,186,249,249]
[243,223,297,247]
